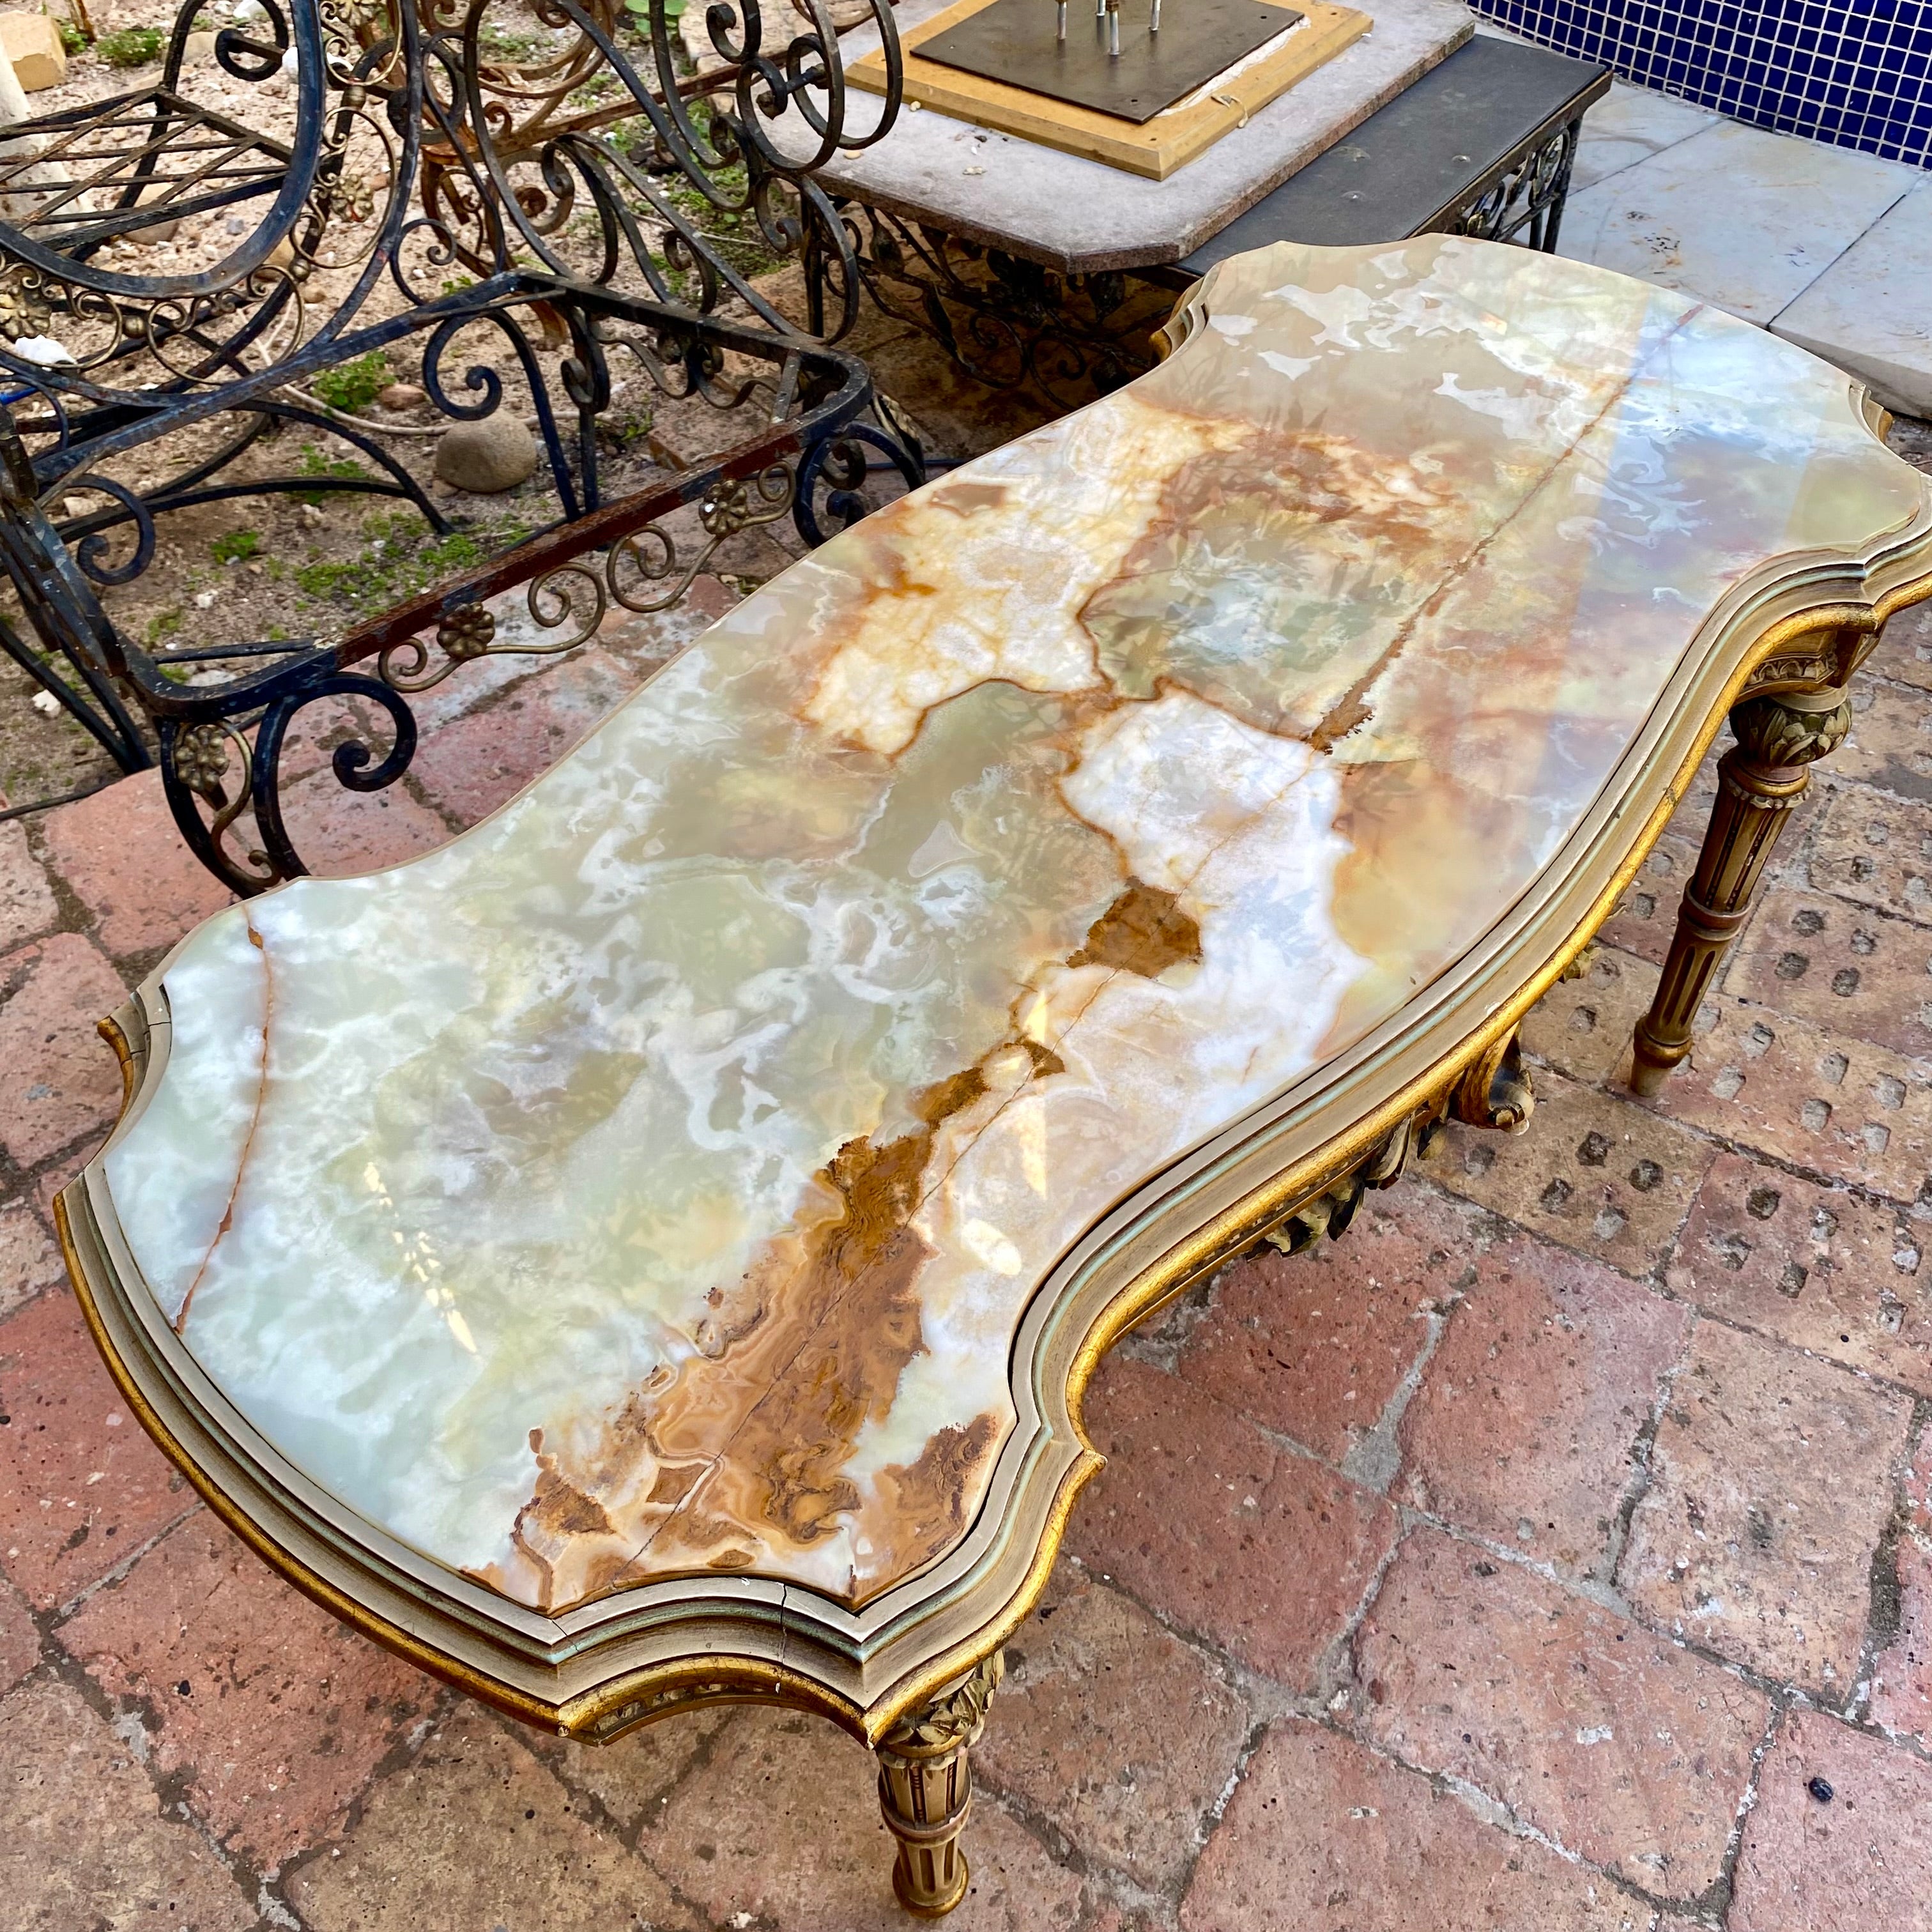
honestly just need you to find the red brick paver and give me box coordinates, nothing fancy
[1181,1718,1653,1932]
[974,1560,1248,1889]
[1397,1229,1689,1574]
[1909,1427,1932,1533]
[1869,1530,1932,1744]
[1436,1070,1712,1277]
[1071,1355,1399,1687]
[37,769,233,961]
[0,1676,255,1929]
[1730,887,1932,1059]
[644,1705,1082,1932]
[1619,1321,1913,1695]
[0,1289,195,1610]
[0,931,128,1170]
[1730,1708,1932,1931]
[1836,671,1932,804]
[1177,1190,1487,1465]
[1355,1528,1766,1897]
[284,1705,695,1932]
[1653,993,1932,1200]
[277,768,452,876]
[0,818,58,952]
[0,1197,65,1319]
[408,645,640,825]
[1522,945,1660,1084]
[0,1570,36,1692]
[1667,1153,1932,1393]
[62,1514,434,1864]
[1808,782,1932,923]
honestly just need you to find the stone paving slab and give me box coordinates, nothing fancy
[1772,181,1932,417]
[1556,117,1915,325]
[1552,57,1932,427]
[1562,75,1719,193]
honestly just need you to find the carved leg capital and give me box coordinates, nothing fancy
[1632,686,1851,1096]
[876,1652,1003,1917]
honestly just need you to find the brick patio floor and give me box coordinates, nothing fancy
[4,435,1932,1931]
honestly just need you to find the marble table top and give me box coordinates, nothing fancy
[809,0,1473,272]
[82,239,1932,1645]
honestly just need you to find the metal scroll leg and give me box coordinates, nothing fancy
[875,1653,1003,1917]
[1630,686,1853,1096]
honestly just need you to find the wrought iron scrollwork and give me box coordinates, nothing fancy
[0,0,421,405]
[413,0,901,342]
[818,203,1168,408]
[0,0,920,891]
[154,664,420,893]
[1441,121,1581,254]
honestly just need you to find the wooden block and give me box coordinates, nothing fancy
[0,13,67,91]
[851,0,1371,180]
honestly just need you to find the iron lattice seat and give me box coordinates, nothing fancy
[0,80,293,259]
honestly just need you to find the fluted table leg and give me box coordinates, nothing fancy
[875,1652,1004,1917]
[1630,686,1852,1096]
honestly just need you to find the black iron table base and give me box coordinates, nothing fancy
[810,35,1611,408]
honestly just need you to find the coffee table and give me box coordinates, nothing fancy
[58,237,1932,1915]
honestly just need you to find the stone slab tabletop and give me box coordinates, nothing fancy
[82,238,1932,1637]
[805,0,1474,273]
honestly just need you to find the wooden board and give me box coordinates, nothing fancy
[850,0,1372,180]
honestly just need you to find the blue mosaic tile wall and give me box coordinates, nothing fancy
[1474,0,1932,167]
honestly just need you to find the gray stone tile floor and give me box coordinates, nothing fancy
[1480,24,1932,414]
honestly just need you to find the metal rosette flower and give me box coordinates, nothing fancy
[436,602,497,662]
[601,459,793,613]
[172,723,236,798]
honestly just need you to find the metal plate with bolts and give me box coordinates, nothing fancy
[917,0,1305,124]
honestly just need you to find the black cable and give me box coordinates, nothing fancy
[0,778,117,822]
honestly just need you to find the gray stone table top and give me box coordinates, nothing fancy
[805,0,1473,273]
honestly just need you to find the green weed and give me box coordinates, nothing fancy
[96,25,164,66]
[310,351,391,415]
[210,528,261,565]
[293,514,526,616]
[293,442,372,505]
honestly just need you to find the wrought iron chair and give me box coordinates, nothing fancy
[0,0,914,891]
